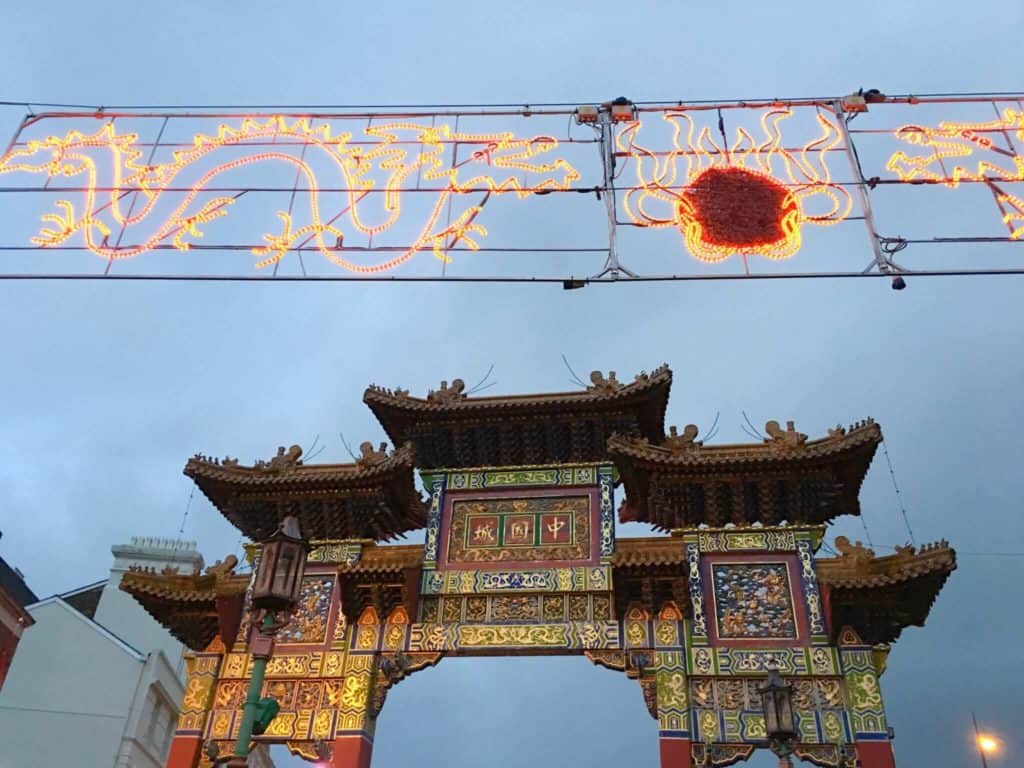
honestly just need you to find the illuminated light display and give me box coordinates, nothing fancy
[0,117,580,273]
[617,109,852,262]
[3,96,1024,283]
[888,108,1024,238]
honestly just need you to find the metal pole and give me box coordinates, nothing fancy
[591,108,636,280]
[972,711,990,768]
[832,101,902,283]
[232,612,276,760]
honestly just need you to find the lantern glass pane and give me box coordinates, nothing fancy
[779,695,794,732]
[764,695,779,734]
[273,548,295,597]
[254,544,277,597]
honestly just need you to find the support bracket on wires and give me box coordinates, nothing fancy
[834,99,907,290]
[590,97,637,282]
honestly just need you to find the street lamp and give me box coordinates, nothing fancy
[759,668,797,768]
[226,517,309,767]
[972,712,1000,767]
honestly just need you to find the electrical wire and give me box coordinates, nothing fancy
[2,90,1021,111]
[881,438,916,546]
[177,486,194,536]
[1,268,1023,282]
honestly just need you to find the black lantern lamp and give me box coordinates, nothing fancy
[251,516,308,613]
[759,667,797,766]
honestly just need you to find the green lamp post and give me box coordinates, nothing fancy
[226,516,309,767]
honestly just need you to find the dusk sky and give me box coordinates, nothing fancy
[1,2,1022,766]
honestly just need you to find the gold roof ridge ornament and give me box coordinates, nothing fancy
[426,378,467,404]
[764,420,808,449]
[255,445,303,472]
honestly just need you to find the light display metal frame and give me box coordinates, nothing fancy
[1,91,1022,286]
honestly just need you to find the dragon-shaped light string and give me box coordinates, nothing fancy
[616,108,853,262]
[0,116,581,273]
[887,108,1024,239]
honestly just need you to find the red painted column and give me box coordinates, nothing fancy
[332,734,374,768]
[855,740,896,768]
[165,734,204,768]
[659,736,692,767]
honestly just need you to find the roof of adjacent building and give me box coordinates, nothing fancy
[611,419,882,530]
[185,442,427,542]
[363,365,672,468]
[0,554,37,610]
[59,582,105,619]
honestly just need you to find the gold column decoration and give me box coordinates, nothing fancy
[178,650,224,734]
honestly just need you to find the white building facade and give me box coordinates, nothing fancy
[0,538,201,768]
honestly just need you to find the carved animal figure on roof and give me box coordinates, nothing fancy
[834,536,875,563]
[357,442,389,468]
[204,554,239,577]
[257,444,303,471]
[427,379,466,404]
[664,424,700,451]
[764,420,807,448]
[587,370,622,393]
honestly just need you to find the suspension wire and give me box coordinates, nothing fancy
[1,268,1023,282]
[2,90,1022,111]
[178,486,195,536]
[857,505,876,549]
[819,541,839,557]
[881,438,916,546]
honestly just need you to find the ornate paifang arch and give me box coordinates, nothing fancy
[121,369,955,768]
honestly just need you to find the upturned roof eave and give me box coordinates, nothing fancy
[183,444,428,541]
[363,366,673,443]
[606,423,882,471]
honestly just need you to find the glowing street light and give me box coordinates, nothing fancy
[977,735,998,753]
[972,712,1000,767]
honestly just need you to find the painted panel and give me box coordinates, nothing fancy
[278,576,334,645]
[711,563,797,640]
[446,495,591,565]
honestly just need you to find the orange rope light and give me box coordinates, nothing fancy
[888,108,1024,238]
[0,117,580,273]
[616,108,852,262]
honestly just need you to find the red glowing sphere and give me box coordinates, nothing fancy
[677,166,800,259]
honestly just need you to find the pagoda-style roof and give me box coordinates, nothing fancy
[337,544,424,624]
[338,543,425,574]
[611,538,689,619]
[363,366,672,468]
[120,556,249,651]
[611,537,686,568]
[611,418,882,530]
[818,537,956,644]
[184,442,427,542]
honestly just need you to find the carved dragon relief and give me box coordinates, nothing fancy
[368,651,444,717]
